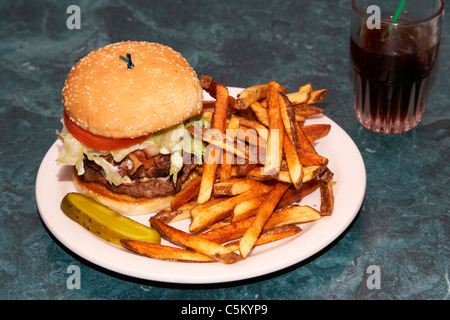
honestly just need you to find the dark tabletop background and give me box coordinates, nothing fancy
[0,0,448,300]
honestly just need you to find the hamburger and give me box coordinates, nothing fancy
[56,41,208,215]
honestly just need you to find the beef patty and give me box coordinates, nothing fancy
[81,151,197,198]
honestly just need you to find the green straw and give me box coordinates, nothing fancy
[381,0,407,40]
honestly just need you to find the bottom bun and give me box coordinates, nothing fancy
[71,168,174,215]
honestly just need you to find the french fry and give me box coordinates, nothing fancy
[278,90,305,189]
[239,165,320,184]
[319,168,334,216]
[170,176,201,211]
[308,89,329,104]
[266,205,321,228]
[208,218,233,229]
[197,83,229,204]
[198,217,254,244]
[250,101,269,127]
[235,126,265,148]
[233,197,262,222]
[188,126,257,163]
[197,142,222,204]
[286,85,328,105]
[276,179,320,209]
[213,178,267,196]
[220,115,240,181]
[189,184,274,233]
[302,124,331,137]
[236,84,270,109]
[262,81,285,175]
[302,124,331,142]
[154,201,195,224]
[278,170,296,183]
[189,197,225,222]
[320,181,334,216]
[257,224,303,244]
[150,217,242,264]
[294,104,325,117]
[283,132,303,189]
[295,120,329,167]
[200,75,238,109]
[319,167,334,184]
[258,99,268,108]
[297,148,328,167]
[296,115,306,125]
[235,163,258,176]
[286,84,312,105]
[121,240,213,263]
[302,166,323,182]
[220,150,234,182]
[296,121,318,154]
[239,182,289,258]
[231,115,269,141]
[279,91,300,150]
[225,225,302,252]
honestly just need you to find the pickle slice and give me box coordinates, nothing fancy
[61,193,160,246]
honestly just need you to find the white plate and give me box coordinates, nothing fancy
[36,87,366,284]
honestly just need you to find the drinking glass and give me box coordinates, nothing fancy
[350,0,445,134]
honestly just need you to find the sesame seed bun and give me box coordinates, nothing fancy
[62,41,203,139]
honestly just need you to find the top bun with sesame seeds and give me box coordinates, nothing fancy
[57,41,204,215]
[62,41,203,139]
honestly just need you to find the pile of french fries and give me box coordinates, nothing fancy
[121,76,334,264]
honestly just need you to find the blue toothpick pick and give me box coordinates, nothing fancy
[119,53,134,68]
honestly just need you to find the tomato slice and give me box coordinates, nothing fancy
[63,112,148,151]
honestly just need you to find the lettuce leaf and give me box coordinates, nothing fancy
[169,115,210,184]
